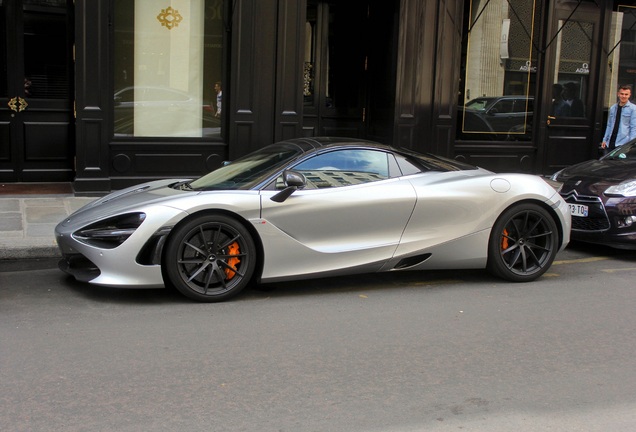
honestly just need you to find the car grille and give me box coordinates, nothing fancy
[561,192,610,231]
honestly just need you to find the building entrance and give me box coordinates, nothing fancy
[540,1,603,175]
[0,0,74,183]
[302,0,397,144]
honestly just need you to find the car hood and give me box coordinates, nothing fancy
[558,159,636,182]
[557,159,636,195]
[59,179,195,227]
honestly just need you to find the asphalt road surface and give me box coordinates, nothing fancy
[1,242,636,431]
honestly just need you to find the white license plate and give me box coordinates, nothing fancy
[569,203,588,217]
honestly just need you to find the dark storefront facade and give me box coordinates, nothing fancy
[1,0,635,194]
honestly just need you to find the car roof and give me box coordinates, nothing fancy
[274,136,395,153]
[469,96,533,102]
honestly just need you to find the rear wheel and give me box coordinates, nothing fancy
[164,214,256,302]
[487,203,559,282]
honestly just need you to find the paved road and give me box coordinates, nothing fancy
[1,243,636,431]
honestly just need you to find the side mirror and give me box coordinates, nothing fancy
[282,170,306,187]
[271,170,306,202]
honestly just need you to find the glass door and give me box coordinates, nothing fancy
[302,0,397,142]
[541,1,602,175]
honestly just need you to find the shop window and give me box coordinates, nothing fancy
[113,0,224,139]
[551,19,591,119]
[605,5,636,109]
[458,0,540,142]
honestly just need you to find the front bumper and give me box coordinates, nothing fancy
[54,206,186,287]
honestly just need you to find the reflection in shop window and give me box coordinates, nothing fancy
[458,0,539,141]
[551,19,591,119]
[605,5,636,110]
[113,0,224,138]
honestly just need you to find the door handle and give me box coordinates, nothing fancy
[547,115,555,125]
[8,96,28,112]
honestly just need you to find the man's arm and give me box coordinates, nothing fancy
[629,103,636,141]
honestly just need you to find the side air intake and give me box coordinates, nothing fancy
[393,253,432,270]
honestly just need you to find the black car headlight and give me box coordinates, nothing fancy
[73,213,146,249]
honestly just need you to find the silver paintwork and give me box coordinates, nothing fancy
[55,141,571,289]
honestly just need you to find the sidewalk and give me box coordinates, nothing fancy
[0,194,97,260]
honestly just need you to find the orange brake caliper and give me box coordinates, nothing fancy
[501,228,509,250]
[224,242,241,279]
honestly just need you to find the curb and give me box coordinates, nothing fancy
[0,246,61,260]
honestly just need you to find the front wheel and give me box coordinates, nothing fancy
[487,203,559,282]
[164,214,256,302]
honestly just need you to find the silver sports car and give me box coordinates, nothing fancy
[55,137,571,302]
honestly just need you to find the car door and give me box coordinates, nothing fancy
[487,98,517,132]
[258,148,417,279]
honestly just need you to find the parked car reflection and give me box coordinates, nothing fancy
[113,86,218,137]
[458,96,533,141]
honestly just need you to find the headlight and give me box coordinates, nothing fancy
[549,169,564,181]
[73,213,146,248]
[605,180,636,197]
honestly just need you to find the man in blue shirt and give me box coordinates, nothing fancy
[602,84,636,151]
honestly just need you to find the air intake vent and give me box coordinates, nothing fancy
[394,253,432,269]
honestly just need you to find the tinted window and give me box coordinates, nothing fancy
[492,100,513,113]
[395,149,478,173]
[290,149,390,189]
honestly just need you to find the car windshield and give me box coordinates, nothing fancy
[604,141,636,161]
[187,144,304,190]
[464,98,495,112]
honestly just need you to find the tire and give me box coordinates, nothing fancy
[164,214,256,302]
[487,203,559,282]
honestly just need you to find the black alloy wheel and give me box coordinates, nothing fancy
[164,214,256,302]
[487,203,559,282]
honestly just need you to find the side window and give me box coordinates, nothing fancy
[512,99,525,113]
[291,149,390,189]
[116,88,134,103]
[492,100,513,114]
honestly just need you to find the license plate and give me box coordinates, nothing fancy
[569,203,588,217]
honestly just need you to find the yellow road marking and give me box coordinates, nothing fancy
[552,256,610,265]
[601,267,636,273]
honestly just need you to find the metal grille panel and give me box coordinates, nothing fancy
[562,192,610,232]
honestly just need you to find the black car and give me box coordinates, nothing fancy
[458,96,534,141]
[551,139,636,250]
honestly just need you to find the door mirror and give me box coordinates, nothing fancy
[283,170,306,187]
[271,170,306,202]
